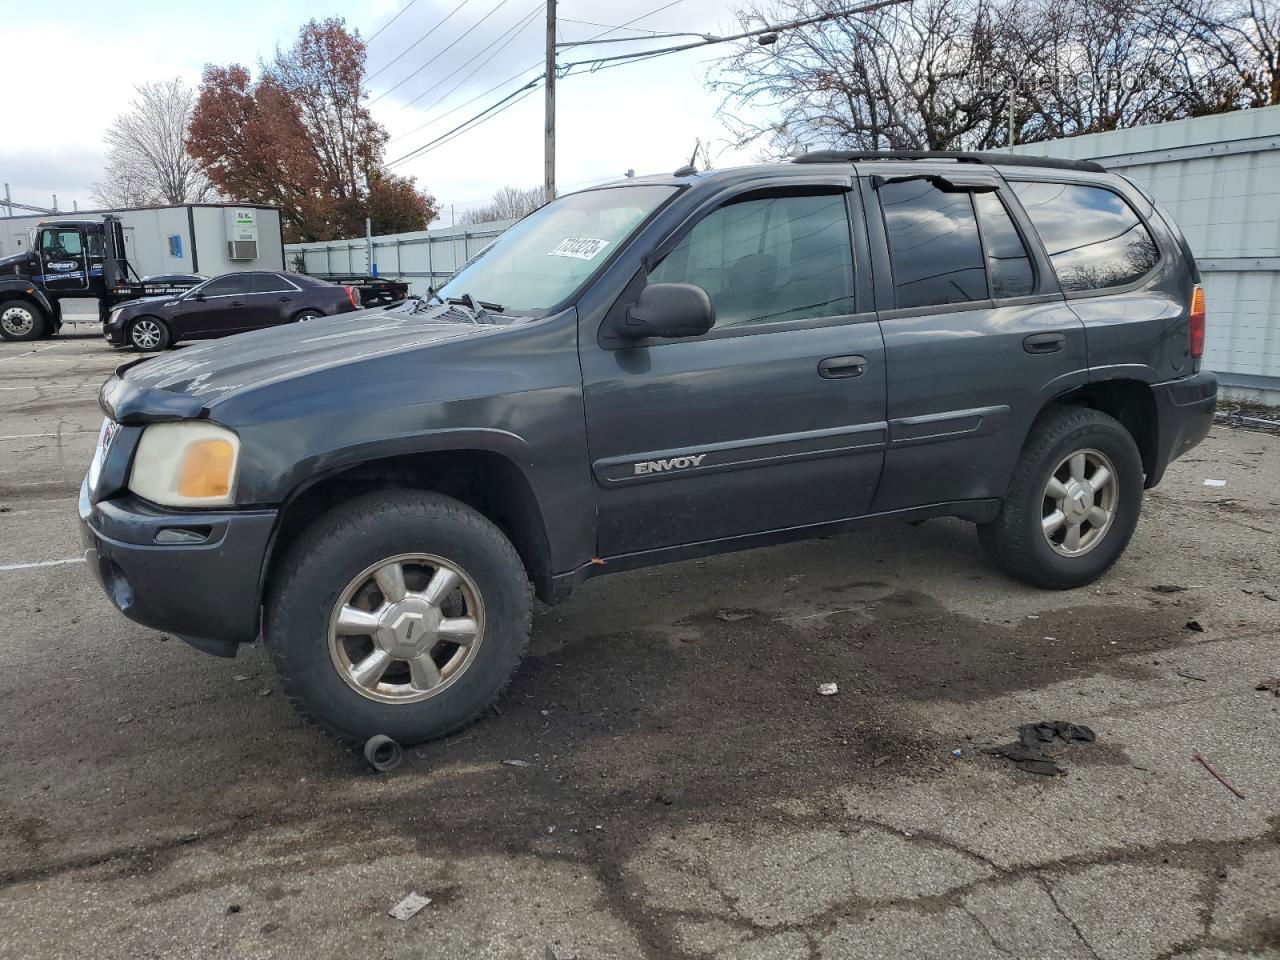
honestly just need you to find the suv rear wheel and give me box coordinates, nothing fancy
[264,491,532,744]
[0,299,48,341]
[978,406,1143,589]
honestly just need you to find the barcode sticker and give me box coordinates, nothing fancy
[547,237,610,261]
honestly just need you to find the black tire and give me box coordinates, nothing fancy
[0,299,48,342]
[978,406,1144,590]
[293,309,323,322]
[264,490,532,744]
[128,316,171,352]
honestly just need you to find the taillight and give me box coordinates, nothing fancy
[1189,285,1205,359]
[344,285,359,307]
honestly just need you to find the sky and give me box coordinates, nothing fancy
[3,0,774,225]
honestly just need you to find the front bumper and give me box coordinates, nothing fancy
[103,315,127,345]
[1145,370,1217,488]
[79,478,277,657]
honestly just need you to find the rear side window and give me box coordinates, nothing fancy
[878,180,987,308]
[253,273,295,294]
[649,191,857,327]
[1011,182,1159,292]
[974,193,1034,298]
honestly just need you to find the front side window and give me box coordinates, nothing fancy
[879,180,987,309]
[1011,182,1159,292]
[436,184,677,315]
[648,191,856,327]
[974,192,1034,298]
[199,274,254,297]
[41,229,83,257]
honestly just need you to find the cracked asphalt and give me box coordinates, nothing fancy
[1,326,1279,960]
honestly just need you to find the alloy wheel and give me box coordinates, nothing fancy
[1,306,34,337]
[131,319,162,350]
[1041,448,1118,557]
[327,553,485,704]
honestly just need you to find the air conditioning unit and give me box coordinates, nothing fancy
[224,207,260,261]
[227,239,258,260]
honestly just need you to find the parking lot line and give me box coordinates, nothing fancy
[0,557,85,572]
[0,431,96,441]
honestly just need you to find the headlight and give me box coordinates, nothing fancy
[128,422,240,507]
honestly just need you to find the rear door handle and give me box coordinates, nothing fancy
[818,355,868,379]
[1024,332,1066,354]
[230,300,245,307]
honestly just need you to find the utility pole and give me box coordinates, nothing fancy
[544,0,556,202]
[3,183,11,218]
[1008,95,1016,148]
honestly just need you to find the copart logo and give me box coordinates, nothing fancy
[634,454,706,476]
[49,261,79,271]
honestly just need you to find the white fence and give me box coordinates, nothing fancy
[286,220,516,296]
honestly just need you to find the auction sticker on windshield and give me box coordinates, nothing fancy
[548,238,610,261]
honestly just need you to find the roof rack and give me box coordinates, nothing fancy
[791,150,1106,174]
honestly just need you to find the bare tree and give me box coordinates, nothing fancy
[711,0,1259,156]
[92,79,213,208]
[461,185,545,225]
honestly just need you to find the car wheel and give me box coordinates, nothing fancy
[0,299,48,342]
[294,310,323,322]
[128,317,171,352]
[264,490,533,744]
[978,406,1143,590]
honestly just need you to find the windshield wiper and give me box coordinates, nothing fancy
[446,293,505,321]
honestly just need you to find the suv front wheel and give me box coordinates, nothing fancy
[265,491,533,744]
[979,406,1144,589]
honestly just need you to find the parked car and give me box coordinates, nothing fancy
[80,151,1215,745]
[104,271,360,351]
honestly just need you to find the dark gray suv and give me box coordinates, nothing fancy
[80,151,1216,745]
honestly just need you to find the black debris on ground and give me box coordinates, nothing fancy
[1185,620,1205,633]
[983,721,1097,776]
[1256,678,1280,697]
[1151,584,1189,594]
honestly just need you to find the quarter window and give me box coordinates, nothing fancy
[878,180,987,309]
[1011,182,1158,292]
[648,191,856,327]
[974,192,1034,299]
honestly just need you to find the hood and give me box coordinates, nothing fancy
[113,295,177,313]
[119,305,505,408]
[0,251,36,278]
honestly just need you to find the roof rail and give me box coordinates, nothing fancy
[791,150,1106,174]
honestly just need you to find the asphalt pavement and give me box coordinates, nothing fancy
[1,326,1278,960]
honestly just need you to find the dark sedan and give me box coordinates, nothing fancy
[105,271,360,351]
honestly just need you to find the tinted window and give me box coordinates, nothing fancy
[879,180,986,308]
[200,274,253,297]
[253,273,295,294]
[649,192,856,327]
[1011,182,1159,292]
[974,192,1034,298]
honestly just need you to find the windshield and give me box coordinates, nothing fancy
[436,184,678,314]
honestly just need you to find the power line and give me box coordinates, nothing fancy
[399,3,542,112]
[389,62,543,144]
[371,0,522,106]
[559,0,910,74]
[559,17,665,35]
[387,74,544,168]
[383,0,690,169]
[366,0,421,43]
[367,0,472,82]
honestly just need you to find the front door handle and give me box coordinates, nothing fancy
[818,355,868,379]
[1024,332,1066,354]
[230,300,245,307]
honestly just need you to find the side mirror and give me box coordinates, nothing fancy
[191,291,205,302]
[619,282,714,340]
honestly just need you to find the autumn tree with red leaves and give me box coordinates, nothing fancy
[189,18,438,242]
